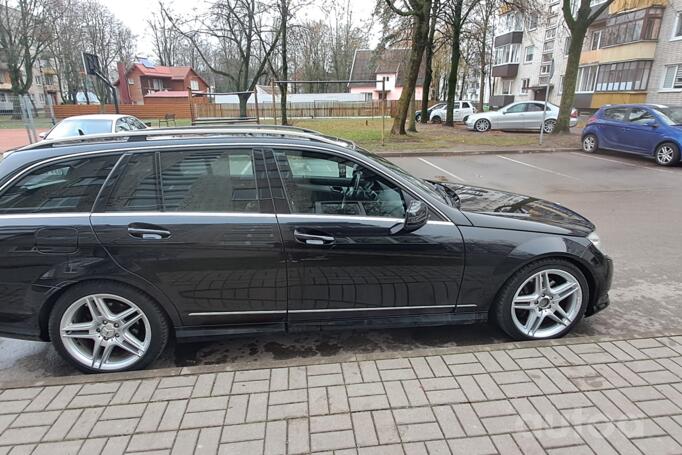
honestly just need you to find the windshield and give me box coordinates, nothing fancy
[652,106,682,126]
[354,147,451,205]
[47,119,112,139]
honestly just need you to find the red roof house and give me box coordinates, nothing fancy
[115,60,210,105]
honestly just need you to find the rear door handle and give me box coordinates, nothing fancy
[128,224,171,240]
[293,229,335,246]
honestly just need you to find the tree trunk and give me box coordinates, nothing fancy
[408,90,417,132]
[279,0,288,126]
[420,0,439,124]
[391,0,431,135]
[445,1,463,127]
[238,93,250,118]
[554,25,587,134]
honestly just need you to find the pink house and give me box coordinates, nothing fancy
[348,48,426,101]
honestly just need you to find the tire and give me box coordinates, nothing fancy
[462,115,469,123]
[431,115,442,124]
[654,142,680,167]
[493,259,589,341]
[582,134,598,153]
[48,281,169,373]
[474,118,491,132]
[543,119,557,134]
[416,113,421,122]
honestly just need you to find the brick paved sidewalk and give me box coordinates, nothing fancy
[1,336,682,454]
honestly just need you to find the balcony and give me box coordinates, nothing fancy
[492,64,519,78]
[494,31,524,47]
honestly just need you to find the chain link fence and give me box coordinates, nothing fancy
[0,93,57,148]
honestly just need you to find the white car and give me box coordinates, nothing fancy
[40,114,148,141]
[465,101,578,133]
[429,101,477,123]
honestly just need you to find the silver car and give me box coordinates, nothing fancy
[40,114,148,141]
[465,101,578,133]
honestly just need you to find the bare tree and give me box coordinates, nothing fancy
[383,0,432,135]
[555,0,613,133]
[419,0,439,124]
[164,0,282,118]
[148,3,178,66]
[46,0,82,103]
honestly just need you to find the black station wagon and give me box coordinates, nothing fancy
[0,127,613,373]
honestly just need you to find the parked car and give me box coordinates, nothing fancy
[430,101,477,123]
[415,102,446,121]
[465,101,578,133]
[0,126,612,373]
[40,114,148,141]
[581,104,682,166]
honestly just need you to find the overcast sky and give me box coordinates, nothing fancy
[98,0,378,58]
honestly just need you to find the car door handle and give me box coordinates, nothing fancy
[293,229,335,246]
[127,225,171,240]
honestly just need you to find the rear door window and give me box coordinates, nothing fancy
[462,102,471,109]
[0,155,119,214]
[603,107,629,122]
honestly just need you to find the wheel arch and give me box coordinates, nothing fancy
[38,277,180,342]
[652,138,682,158]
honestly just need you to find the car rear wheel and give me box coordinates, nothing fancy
[494,259,589,341]
[431,115,442,123]
[49,282,169,373]
[543,119,557,134]
[416,113,422,121]
[655,142,680,166]
[582,134,598,153]
[474,118,490,132]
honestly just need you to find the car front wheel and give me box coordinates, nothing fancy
[543,119,557,134]
[494,259,589,340]
[431,115,442,123]
[655,142,680,166]
[474,118,490,132]
[49,282,169,373]
[582,134,598,153]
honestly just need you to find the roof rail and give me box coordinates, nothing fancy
[18,125,356,152]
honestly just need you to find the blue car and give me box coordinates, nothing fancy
[581,104,682,166]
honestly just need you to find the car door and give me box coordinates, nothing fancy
[266,147,465,325]
[90,148,287,329]
[452,102,464,121]
[499,103,527,129]
[621,107,663,155]
[599,107,630,151]
[524,102,547,129]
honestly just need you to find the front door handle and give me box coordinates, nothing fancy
[294,229,335,246]
[128,224,171,240]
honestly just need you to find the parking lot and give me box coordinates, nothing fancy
[0,149,680,383]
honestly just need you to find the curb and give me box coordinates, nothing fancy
[2,329,680,390]
[375,147,581,158]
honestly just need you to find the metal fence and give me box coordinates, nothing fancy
[0,93,57,147]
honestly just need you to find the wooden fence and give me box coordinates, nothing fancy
[192,100,400,120]
[53,102,192,120]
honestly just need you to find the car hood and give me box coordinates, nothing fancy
[442,183,595,236]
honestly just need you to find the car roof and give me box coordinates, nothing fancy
[59,114,131,121]
[599,103,672,110]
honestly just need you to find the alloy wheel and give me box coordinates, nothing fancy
[582,135,596,152]
[59,294,152,371]
[475,119,490,132]
[543,120,556,134]
[510,269,582,339]
[657,145,674,165]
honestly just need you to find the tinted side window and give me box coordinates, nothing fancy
[603,108,628,122]
[526,103,547,112]
[105,153,160,211]
[462,102,471,108]
[628,108,654,125]
[0,155,119,214]
[506,103,526,113]
[274,150,406,218]
[160,149,259,212]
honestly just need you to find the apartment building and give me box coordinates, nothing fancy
[490,3,571,108]
[647,0,682,104]
[492,0,678,112]
[0,57,59,111]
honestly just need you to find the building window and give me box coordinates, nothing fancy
[521,78,530,94]
[527,13,538,30]
[190,79,199,91]
[540,63,552,75]
[500,12,523,34]
[524,46,535,63]
[563,37,571,55]
[494,43,520,65]
[673,12,682,39]
[501,79,513,95]
[0,93,6,102]
[590,30,602,50]
[661,65,682,90]
[543,40,555,53]
[577,65,599,92]
[547,14,558,28]
[595,60,652,91]
[601,7,663,47]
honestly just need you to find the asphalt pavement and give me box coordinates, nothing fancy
[1,149,681,382]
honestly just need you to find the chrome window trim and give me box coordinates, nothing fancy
[0,212,92,219]
[91,211,277,218]
[0,141,454,223]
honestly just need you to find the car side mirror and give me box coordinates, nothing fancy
[645,119,658,128]
[391,200,429,234]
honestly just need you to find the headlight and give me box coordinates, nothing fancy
[588,231,604,253]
